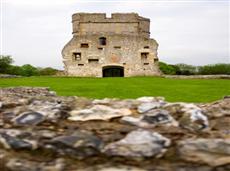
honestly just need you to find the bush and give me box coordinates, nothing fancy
[39,67,58,75]
[6,65,23,75]
[20,64,39,76]
[175,63,197,75]
[159,62,201,75]
[159,62,177,75]
[1,55,60,76]
[0,55,13,73]
[198,64,230,75]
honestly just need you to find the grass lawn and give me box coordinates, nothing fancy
[0,76,229,102]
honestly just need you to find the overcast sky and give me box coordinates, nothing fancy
[1,0,229,69]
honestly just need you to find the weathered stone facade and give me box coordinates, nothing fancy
[62,13,160,77]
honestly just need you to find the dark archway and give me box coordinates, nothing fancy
[102,66,124,77]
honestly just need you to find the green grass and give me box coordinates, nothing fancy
[0,76,229,102]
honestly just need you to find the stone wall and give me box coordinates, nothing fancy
[0,87,229,171]
[72,13,150,38]
[164,75,230,79]
[62,13,161,77]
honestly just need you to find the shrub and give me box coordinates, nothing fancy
[6,65,23,75]
[159,62,177,75]
[1,55,60,76]
[175,63,197,75]
[39,67,58,75]
[20,64,39,76]
[198,64,230,75]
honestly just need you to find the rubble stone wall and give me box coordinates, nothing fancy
[0,87,229,171]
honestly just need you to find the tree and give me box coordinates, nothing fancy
[6,65,23,75]
[198,64,230,75]
[159,62,177,75]
[20,64,39,76]
[0,55,13,73]
[175,63,197,75]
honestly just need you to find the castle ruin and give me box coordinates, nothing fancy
[62,13,160,77]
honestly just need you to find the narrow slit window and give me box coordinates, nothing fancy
[144,63,149,65]
[99,37,106,45]
[114,46,121,49]
[73,52,81,61]
[81,43,89,48]
[141,52,149,60]
[144,46,149,49]
[88,59,99,64]
[78,64,84,66]
[154,58,159,62]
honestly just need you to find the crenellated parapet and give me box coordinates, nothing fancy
[72,13,150,38]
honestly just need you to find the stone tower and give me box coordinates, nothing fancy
[62,13,160,77]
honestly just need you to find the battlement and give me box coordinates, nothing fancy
[72,13,149,22]
[72,13,150,38]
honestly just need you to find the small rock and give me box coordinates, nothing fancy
[223,95,230,99]
[2,112,16,123]
[210,117,230,133]
[178,138,230,166]
[0,129,23,137]
[49,131,103,158]
[12,111,45,126]
[165,103,209,131]
[110,99,140,110]
[68,105,132,121]
[37,130,57,139]
[122,109,178,128]
[40,158,66,171]
[137,102,164,113]
[200,97,230,118]
[6,158,65,171]
[0,120,3,127]
[6,158,38,171]
[92,98,111,105]
[28,100,66,122]
[0,87,55,97]
[103,129,170,158]
[180,104,209,131]
[82,165,147,171]
[49,91,57,96]
[0,132,34,150]
[136,96,164,103]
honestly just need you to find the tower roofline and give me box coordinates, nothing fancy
[72,12,150,22]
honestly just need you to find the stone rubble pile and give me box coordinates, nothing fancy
[0,87,229,171]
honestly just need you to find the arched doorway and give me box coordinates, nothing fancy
[102,66,124,77]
